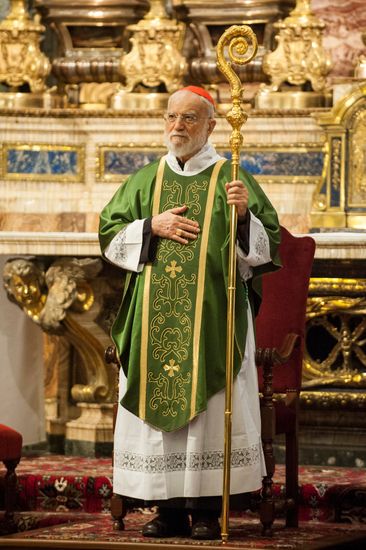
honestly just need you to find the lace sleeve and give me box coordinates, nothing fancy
[237,211,271,281]
[104,219,145,272]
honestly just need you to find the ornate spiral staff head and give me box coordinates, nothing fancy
[216,26,258,175]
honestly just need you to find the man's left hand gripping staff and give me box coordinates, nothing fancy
[225,180,249,223]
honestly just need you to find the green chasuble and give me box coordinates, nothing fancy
[99,157,281,431]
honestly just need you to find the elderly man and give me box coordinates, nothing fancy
[99,86,281,540]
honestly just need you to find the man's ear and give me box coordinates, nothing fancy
[208,119,216,136]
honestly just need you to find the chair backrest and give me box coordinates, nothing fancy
[256,226,316,393]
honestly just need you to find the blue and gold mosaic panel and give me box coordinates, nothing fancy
[2,144,85,182]
[222,149,324,177]
[96,145,324,182]
[97,146,164,182]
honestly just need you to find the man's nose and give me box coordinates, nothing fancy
[172,115,185,129]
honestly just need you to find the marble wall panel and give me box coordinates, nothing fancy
[312,0,366,78]
[0,212,86,232]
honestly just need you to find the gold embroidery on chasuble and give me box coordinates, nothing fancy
[139,159,225,431]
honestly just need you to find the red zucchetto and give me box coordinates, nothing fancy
[179,86,215,107]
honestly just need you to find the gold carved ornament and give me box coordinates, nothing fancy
[216,24,257,543]
[311,83,366,229]
[349,108,366,204]
[0,0,50,92]
[311,140,329,213]
[260,0,331,94]
[119,0,187,93]
[303,278,366,388]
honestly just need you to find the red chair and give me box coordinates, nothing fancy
[255,227,315,535]
[0,424,22,531]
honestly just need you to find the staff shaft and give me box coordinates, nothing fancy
[216,24,258,543]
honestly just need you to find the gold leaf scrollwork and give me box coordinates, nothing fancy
[304,278,366,388]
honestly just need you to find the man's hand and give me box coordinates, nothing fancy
[225,180,249,221]
[151,205,200,244]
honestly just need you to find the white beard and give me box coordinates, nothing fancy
[164,127,208,160]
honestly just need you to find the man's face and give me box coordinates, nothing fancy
[164,91,216,162]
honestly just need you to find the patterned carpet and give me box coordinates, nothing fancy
[0,454,366,548]
[13,454,366,522]
[1,512,366,549]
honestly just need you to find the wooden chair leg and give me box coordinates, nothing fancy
[110,493,127,530]
[259,359,276,536]
[0,458,20,534]
[3,458,20,519]
[260,473,275,536]
[260,427,275,535]
[285,429,299,528]
[260,426,275,536]
[106,348,127,531]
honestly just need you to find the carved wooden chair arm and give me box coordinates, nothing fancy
[255,333,299,368]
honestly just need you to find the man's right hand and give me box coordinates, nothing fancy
[151,205,200,245]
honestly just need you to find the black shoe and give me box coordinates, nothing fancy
[142,513,191,538]
[191,517,221,540]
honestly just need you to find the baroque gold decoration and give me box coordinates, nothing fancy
[349,108,366,203]
[256,0,332,109]
[110,0,186,110]
[216,24,257,543]
[304,277,366,388]
[35,0,149,107]
[3,258,47,322]
[300,390,366,410]
[0,0,50,93]
[173,1,294,101]
[311,83,366,229]
[3,257,114,403]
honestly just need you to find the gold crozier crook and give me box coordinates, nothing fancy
[216,25,258,543]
